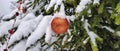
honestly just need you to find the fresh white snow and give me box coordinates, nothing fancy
[47,0,63,11]
[93,0,100,4]
[102,26,120,37]
[102,26,115,33]
[11,40,26,51]
[21,13,36,21]
[0,19,21,37]
[46,0,56,11]
[0,0,13,15]
[45,25,56,44]
[83,37,90,44]
[27,42,41,51]
[2,9,18,20]
[83,20,99,46]
[117,31,120,36]
[62,35,67,45]
[26,15,52,48]
[54,0,62,10]
[9,14,42,46]
[76,0,91,13]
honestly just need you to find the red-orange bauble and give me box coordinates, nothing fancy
[51,17,69,34]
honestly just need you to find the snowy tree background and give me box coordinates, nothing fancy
[0,0,120,51]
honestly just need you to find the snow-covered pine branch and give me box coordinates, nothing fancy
[9,14,43,46]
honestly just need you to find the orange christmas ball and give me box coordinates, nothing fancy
[51,17,69,34]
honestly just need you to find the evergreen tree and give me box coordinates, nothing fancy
[0,0,120,51]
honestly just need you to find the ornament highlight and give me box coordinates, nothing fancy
[51,17,69,34]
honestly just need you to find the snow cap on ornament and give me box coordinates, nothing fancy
[51,13,69,34]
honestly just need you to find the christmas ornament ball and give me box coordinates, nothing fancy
[23,7,27,13]
[8,29,14,35]
[51,17,69,34]
[15,12,19,16]
[4,49,8,51]
[19,1,23,4]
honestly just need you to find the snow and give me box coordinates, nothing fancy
[62,35,67,45]
[84,20,90,32]
[117,31,120,36]
[93,0,100,4]
[26,15,52,48]
[83,37,90,44]
[67,29,72,35]
[46,0,56,11]
[47,0,63,11]
[29,2,44,13]
[59,3,65,15]
[2,9,18,20]
[102,26,120,37]
[45,26,53,43]
[68,35,73,42]
[0,0,13,15]
[53,3,66,19]
[102,26,115,33]
[88,31,98,46]
[0,19,20,37]
[76,0,100,13]
[76,0,91,13]
[9,0,18,10]
[45,25,56,44]
[54,0,63,10]
[10,0,18,2]
[0,42,7,51]
[83,20,99,46]
[88,9,91,14]
[56,0,62,5]
[27,42,41,51]
[0,13,3,22]
[46,46,54,51]
[81,16,84,21]
[9,15,43,46]
[11,40,26,51]
[53,12,66,19]
[21,13,36,21]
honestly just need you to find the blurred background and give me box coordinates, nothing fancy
[0,0,12,16]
